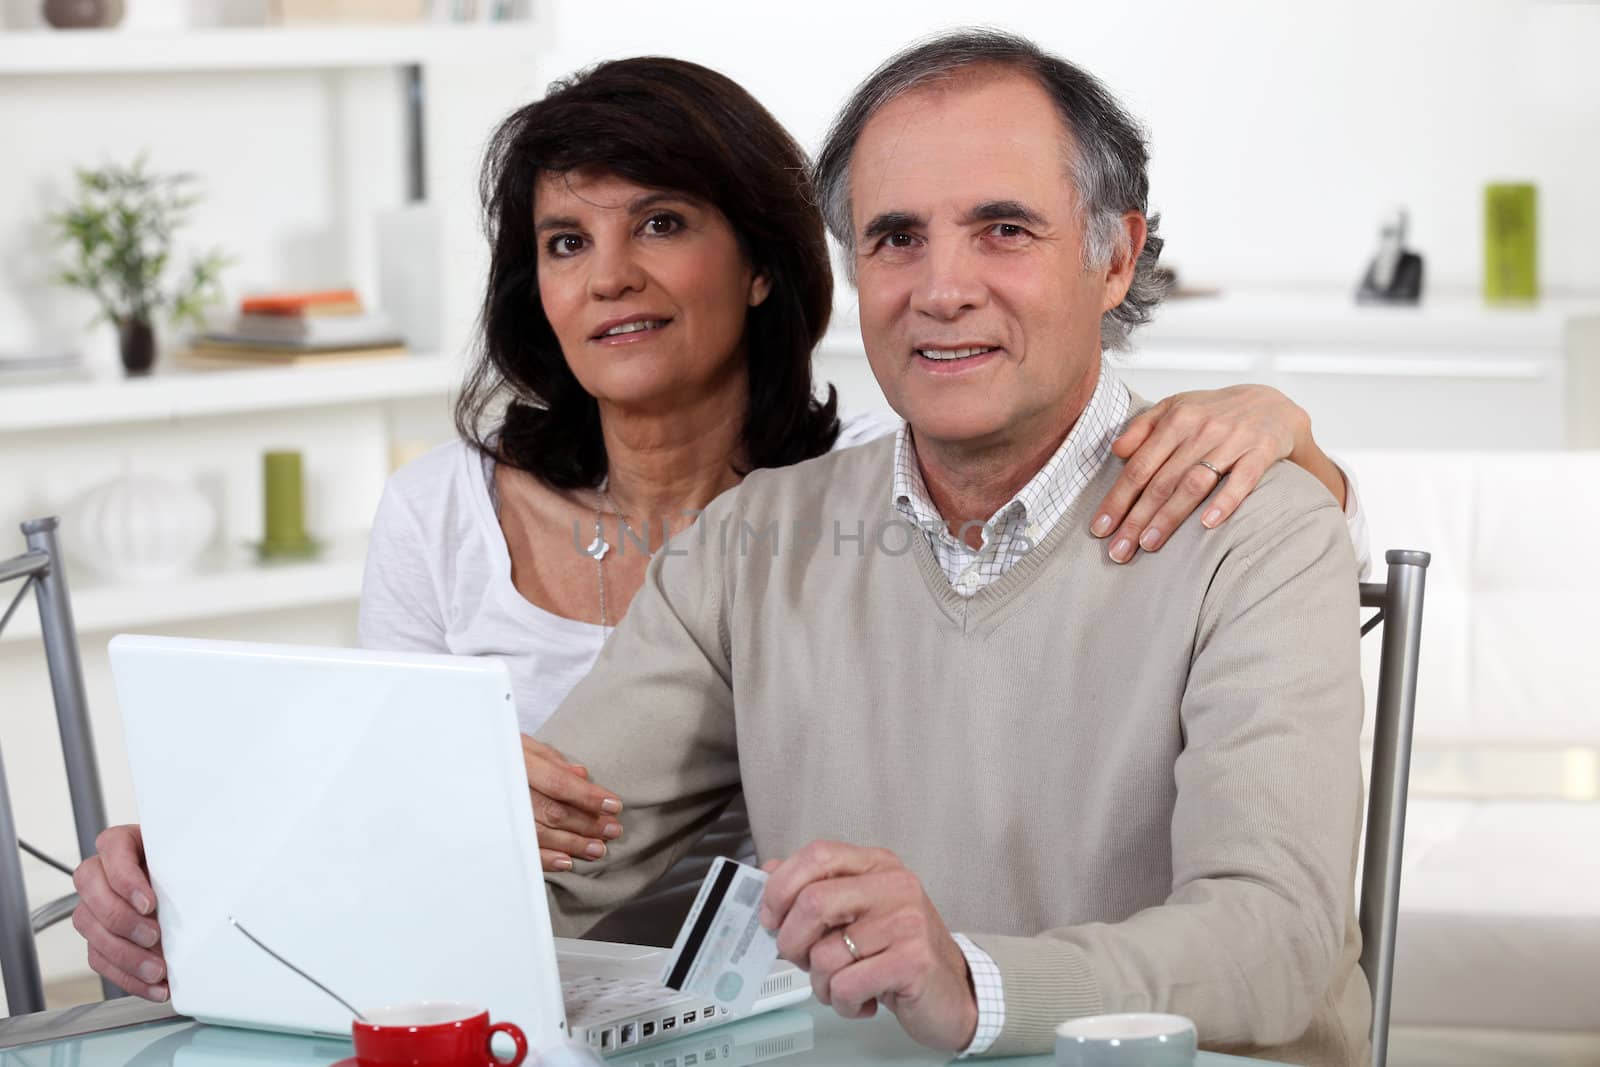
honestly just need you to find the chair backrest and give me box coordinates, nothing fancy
[0,517,112,1017]
[1357,549,1431,1067]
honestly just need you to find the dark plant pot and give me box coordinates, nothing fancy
[42,0,123,28]
[119,318,156,376]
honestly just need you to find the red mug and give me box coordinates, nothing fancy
[351,1002,527,1067]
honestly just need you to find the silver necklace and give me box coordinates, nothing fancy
[587,483,655,632]
[604,487,652,554]
[587,490,612,630]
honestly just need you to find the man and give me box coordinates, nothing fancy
[537,29,1370,1064]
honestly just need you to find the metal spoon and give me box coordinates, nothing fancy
[228,915,368,1023]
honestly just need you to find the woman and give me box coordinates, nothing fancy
[70,56,1364,1002]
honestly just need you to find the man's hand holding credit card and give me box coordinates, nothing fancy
[660,857,780,1016]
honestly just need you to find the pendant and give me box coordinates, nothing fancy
[585,535,610,561]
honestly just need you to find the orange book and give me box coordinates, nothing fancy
[241,288,363,317]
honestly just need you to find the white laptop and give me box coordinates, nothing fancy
[108,635,809,1057]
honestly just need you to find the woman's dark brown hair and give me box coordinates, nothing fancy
[457,57,840,488]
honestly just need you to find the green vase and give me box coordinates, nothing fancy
[1484,183,1538,303]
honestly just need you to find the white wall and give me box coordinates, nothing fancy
[540,0,1600,299]
[5,0,1597,360]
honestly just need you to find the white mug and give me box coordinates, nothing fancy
[1055,1012,1198,1067]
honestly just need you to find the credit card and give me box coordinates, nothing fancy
[660,857,780,1016]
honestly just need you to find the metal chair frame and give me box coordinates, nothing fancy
[1357,548,1431,1067]
[0,517,118,1015]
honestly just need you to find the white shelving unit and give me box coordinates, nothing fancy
[0,19,547,1000]
[0,355,458,431]
[0,20,497,623]
[0,355,458,641]
[0,24,539,75]
[0,356,451,642]
[0,537,368,645]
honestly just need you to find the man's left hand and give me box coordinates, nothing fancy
[758,841,978,1051]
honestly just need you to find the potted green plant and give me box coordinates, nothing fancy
[50,156,229,375]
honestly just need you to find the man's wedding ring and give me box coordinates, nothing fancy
[842,930,862,961]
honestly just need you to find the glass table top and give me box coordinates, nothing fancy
[0,997,1278,1066]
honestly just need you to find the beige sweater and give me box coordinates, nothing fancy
[540,432,1371,1064]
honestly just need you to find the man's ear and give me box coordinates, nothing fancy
[1102,211,1148,312]
[749,271,772,307]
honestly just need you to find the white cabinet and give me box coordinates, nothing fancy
[1126,290,1600,451]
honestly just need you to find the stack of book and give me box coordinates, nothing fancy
[186,289,407,366]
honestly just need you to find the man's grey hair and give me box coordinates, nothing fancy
[814,28,1166,351]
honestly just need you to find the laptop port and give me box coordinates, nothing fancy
[642,1021,656,1038]
[684,1055,698,1066]
[600,1028,615,1050]
[682,1010,697,1025]
[704,1004,717,1019]
[661,1016,676,1031]
[620,1022,636,1046]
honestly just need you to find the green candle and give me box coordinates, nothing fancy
[262,450,310,552]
